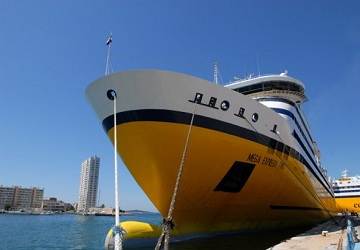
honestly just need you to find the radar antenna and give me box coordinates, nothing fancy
[341,169,348,178]
[214,62,219,84]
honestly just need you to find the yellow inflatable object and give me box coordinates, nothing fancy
[121,221,162,239]
[105,221,163,249]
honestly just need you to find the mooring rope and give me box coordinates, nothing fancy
[155,110,196,250]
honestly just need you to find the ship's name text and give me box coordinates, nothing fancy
[247,153,278,168]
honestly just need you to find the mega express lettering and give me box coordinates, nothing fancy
[247,153,279,168]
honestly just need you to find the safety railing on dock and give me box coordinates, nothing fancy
[346,218,360,250]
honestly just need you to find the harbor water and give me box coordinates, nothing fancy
[0,213,309,250]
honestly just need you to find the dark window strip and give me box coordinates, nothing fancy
[293,131,331,191]
[258,97,314,142]
[274,109,330,191]
[333,185,360,189]
[334,190,360,193]
[233,81,304,96]
[291,148,332,195]
[272,108,315,156]
[102,109,334,197]
[293,130,319,177]
[270,205,322,211]
[294,104,314,143]
[334,195,360,198]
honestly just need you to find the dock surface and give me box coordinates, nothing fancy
[270,216,360,250]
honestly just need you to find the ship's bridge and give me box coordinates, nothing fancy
[225,74,307,104]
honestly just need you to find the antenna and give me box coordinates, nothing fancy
[341,169,348,178]
[256,54,261,76]
[105,33,113,75]
[213,62,218,84]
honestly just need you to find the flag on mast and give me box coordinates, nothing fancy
[106,34,112,46]
[105,33,113,75]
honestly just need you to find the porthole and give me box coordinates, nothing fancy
[107,89,117,100]
[252,113,259,122]
[220,100,230,111]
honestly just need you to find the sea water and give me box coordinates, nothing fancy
[0,214,306,250]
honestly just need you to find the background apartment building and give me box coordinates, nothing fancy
[42,197,74,212]
[77,156,100,212]
[0,186,44,210]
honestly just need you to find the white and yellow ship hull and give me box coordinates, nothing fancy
[86,70,337,235]
[335,196,360,214]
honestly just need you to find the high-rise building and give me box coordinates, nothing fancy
[0,186,44,210]
[77,156,100,212]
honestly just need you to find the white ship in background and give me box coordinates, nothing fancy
[333,170,360,214]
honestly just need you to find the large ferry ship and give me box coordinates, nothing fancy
[333,170,360,215]
[86,70,337,235]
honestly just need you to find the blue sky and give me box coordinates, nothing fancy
[0,1,359,211]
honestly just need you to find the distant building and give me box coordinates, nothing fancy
[77,156,100,212]
[88,207,114,215]
[0,186,44,210]
[42,197,74,212]
[0,187,14,209]
[42,197,65,212]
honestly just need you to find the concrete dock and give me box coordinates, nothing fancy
[270,216,359,250]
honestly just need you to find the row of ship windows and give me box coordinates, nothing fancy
[233,81,304,95]
[333,185,360,189]
[259,97,314,143]
[267,105,322,180]
[265,101,330,190]
[273,107,315,157]
[269,107,323,175]
[333,189,360,193]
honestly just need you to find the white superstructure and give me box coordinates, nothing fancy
[226,73,328,180]
[77,156,100,212]
[332,170,360,198]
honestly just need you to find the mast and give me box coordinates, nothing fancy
[105,34,113,75]
[213,62,218,84]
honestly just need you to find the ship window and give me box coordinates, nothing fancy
[252,113,259,122]
[194,93,203,104]
[234,81,303,95]
[209,97,217,107]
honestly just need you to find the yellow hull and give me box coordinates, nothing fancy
[107,118,337,235]
[335,197,360,214]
